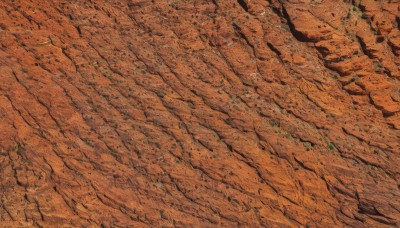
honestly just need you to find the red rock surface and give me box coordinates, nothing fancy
[0,0,399,227]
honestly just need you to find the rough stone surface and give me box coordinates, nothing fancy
[0,0,399,227]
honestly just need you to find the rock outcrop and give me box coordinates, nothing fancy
[0,0,399,227]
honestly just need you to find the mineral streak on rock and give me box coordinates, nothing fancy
[0,0,399,227]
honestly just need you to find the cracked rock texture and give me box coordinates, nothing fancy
[0,0,400,227]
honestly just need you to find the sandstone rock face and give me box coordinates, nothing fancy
[0,0,399,227]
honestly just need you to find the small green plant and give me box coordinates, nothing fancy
[328,113,336,118]
[330,74,338,79]
[212,153,219,159]
[269,120,280,128]
[304,142,312,151]
[374,61,383,73]
[156,92,165,98]
[15,142,25,155]
[327,142,335,150]
[348,34,356,41]
[361,13,367,19]
[370,99,375,105]
[155,181,165,190]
